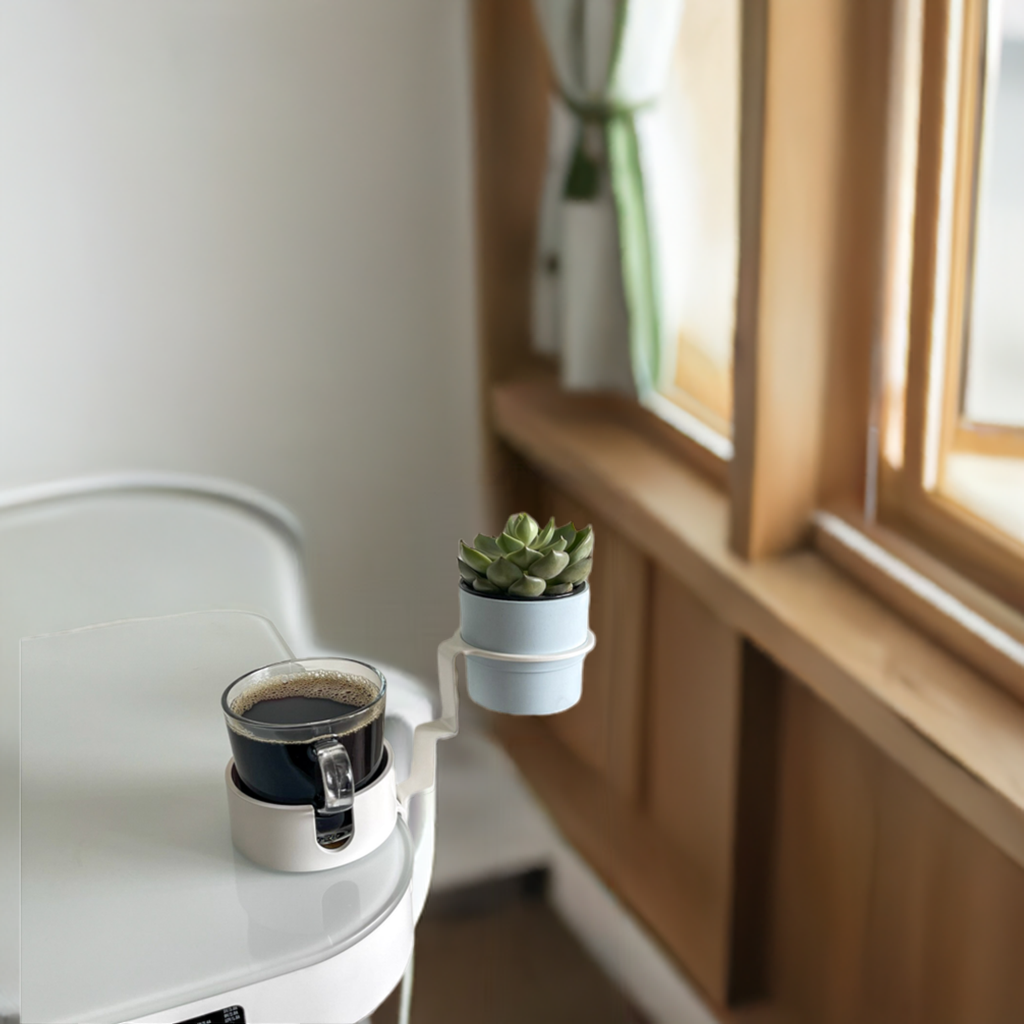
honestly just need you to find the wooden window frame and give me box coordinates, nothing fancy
[473,0,1023,720]
[725,0,1024,698]
[881,0,1024,611]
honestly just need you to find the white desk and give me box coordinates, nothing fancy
[20,611,417,1024]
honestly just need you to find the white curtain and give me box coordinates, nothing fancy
[531,0,685,397]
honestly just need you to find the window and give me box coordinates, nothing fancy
[647,0,740,450]
[947,0,1024,541]
[880,0,1024,610]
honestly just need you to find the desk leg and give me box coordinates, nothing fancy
[397,949,414,1024]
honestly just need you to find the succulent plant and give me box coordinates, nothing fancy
[459,512,594,598]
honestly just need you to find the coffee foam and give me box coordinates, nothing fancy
[228,669,383,743]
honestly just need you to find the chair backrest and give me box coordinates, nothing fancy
[0,472,319,652]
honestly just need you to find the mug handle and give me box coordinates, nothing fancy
[313,738,355,814]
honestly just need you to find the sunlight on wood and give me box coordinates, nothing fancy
[943,451,1024,545]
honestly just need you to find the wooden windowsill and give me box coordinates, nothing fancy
[492,377,1024,870]
[497,366,731,490]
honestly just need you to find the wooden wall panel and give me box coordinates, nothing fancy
[541,485,650,802]
[503,475,786,1007]
[645,568,744,996]
[499,711,735,1018]
[769,680,1024,1024]
[769,681,879,1024]
[499,464,1024,1023]
[728,643,784,1004]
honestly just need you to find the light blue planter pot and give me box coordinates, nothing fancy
[459,582,591,715]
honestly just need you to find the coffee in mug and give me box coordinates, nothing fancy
[222,658,386,848]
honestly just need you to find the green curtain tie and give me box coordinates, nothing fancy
[561,93,653,202]
[559,93,654,122]
[556,87,664,396]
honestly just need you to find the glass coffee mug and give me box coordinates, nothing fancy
[222,657,386,848]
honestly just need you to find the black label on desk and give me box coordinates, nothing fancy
[172,1006,245,1024]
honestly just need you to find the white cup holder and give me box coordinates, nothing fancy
[226,627,596,872]
[226,742,398,872]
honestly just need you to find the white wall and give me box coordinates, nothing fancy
[0,0,483,680]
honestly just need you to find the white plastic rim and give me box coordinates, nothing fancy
[226,742,398,872]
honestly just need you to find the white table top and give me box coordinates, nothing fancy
[20,611,413,1024]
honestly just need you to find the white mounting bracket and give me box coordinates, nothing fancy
[396,629,597,813]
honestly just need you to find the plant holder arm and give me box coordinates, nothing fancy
[396,629,597,813]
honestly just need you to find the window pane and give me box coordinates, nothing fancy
[648,0,739,437]
[963,2,1024,427]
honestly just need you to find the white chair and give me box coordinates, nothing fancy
[0,472,436,1023]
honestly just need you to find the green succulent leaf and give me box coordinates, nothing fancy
[486,556,523,589]
[508,547,542,570]
[474,534,503,559]
[568,524,592,553]
[508,574,546,598]
[545,582,574,595]
[505,512,539,546]
[458,558,482,581]
[534,517,556,550]
[530,549,570,580]
[459,542,492,574]
[568,527,594,564]
[461,515,595,599]
[552,523,577,549]
[496,532,525,555]
[551,555,592,586]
